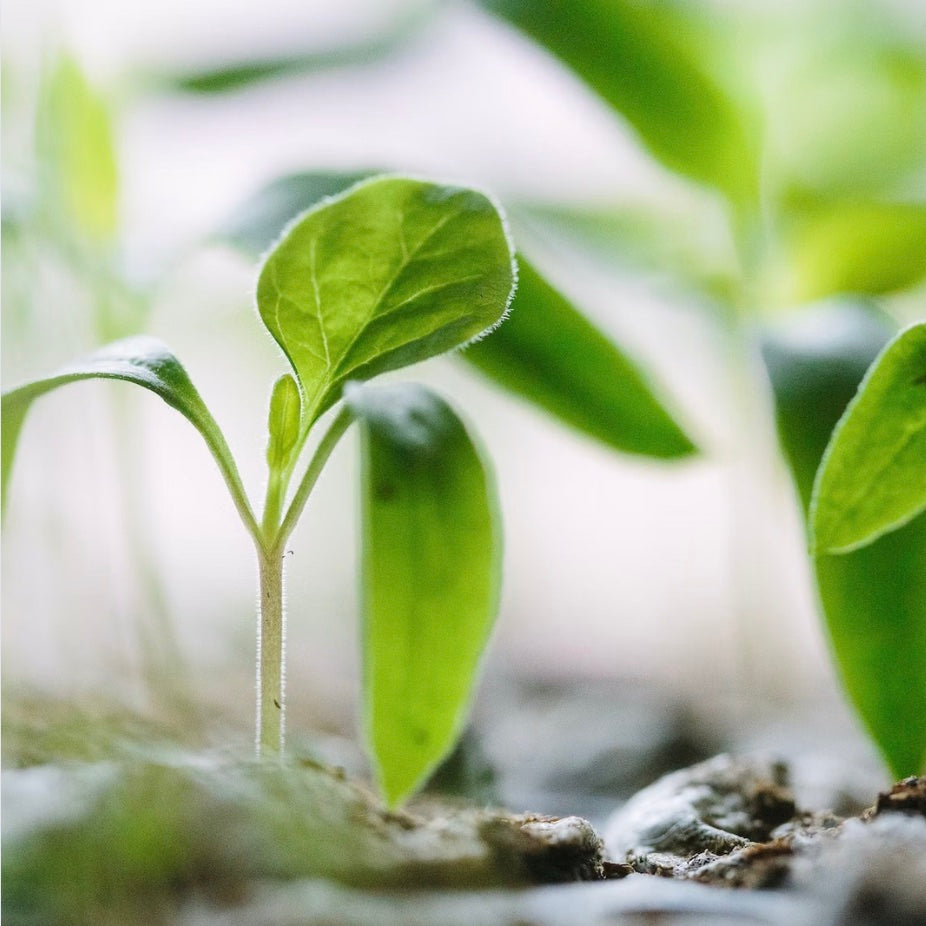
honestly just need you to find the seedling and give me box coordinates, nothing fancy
[2,175,517,806]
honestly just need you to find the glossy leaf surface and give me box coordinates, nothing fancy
[1,337,252,533]
[812,322,926,554]
[256,177,516,429]
[347,382,500,806]
[464,258,696,458]
[480,0,757,204]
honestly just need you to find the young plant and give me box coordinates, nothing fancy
[1,175,517,806]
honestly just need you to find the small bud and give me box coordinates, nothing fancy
[266,374,302,472]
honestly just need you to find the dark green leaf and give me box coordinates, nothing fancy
[464,258,696,458]
[256,176,516,429]
[218,171,376,255]
[346,382,500,806]
[811,323,926,554]
[480,0,758,204]
[1,337,254,534]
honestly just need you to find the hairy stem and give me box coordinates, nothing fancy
[256,546,286,756]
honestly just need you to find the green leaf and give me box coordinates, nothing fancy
[763,307,926,778]
[775,198,926,304]
[218,171,376,255]
[480,0,757,205]
[37,55,118,242]
[811,322,926,555]
[464,258,696,458]
[256,176,516,429]
[265,374,302,473]
[1,337,256,536]
[346,382,500,806]
[162,3,435,93]
[761,303,895,511]
[815,516,926,777]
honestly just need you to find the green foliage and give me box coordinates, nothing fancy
[2,176,517,804]
[776,198,926,304]
[761,304,894,511]
[347,382,500,806]
[465,258,696,458]
[162,3,435,93]
[481,0,758,206]
[222,172,698,459]
[265,374,302,474]
[256,176,516,431]
[219,170,375,254]
[36,56,118,243]
[812,323,926,554]
[765,313,926,777]
[1,337,253,533]
[814,519,926,777]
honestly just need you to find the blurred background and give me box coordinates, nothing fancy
[3,0,925,809]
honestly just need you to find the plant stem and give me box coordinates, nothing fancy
[257,544,286,756]
[254,403,355,759]
[276,405,354,547]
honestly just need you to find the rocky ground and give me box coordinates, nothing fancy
[4,683,925,925]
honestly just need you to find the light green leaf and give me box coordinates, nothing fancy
[811,322,926,555]
[1,337,256,536]
[775,198,926,304]
[256,176,516,429]
[464,258,697,458]
[346,382,500,806]
[265,374,302,473]
[480,0,758,205]
[37,55,118,242]
[218,171,376,255]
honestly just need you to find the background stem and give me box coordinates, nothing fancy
[257,546,285,756]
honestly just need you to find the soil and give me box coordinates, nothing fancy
[3,688,925,925]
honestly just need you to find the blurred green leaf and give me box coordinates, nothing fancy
[218,170,375,255]
[776,198,926,304]
[811,323,926,554]
[162,3,435,93]
[480,0,758,205]
[465,257,697,458]
[37,56,118,242]
[346,382,500,807]
[1,337,253,533]
[761,302,894,510]
[763,26,926,198]
[762,306,926,778]
[509,200,739,305]
[256,176,516,429]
